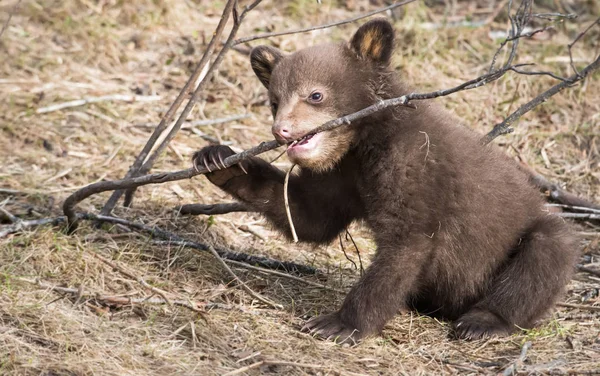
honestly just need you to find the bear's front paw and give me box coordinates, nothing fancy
[192,145,248,186]
[302,312,362,345]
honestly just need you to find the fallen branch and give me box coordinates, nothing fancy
[176,202,250,216]
[233,0,417,45]
[578,265,600,278]
[0,213,318,275]
[35,94,161,114]
[520,163,600,210]
[156,241,345,293]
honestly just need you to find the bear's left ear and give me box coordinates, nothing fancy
[250,45,284,89]
[350,18,394,64]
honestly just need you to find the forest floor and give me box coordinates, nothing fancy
[1,0,599,375]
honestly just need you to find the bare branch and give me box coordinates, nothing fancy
[483,54,600,143]
[0,212,318,275]
[118,0,264,210]
[100,0,239,215]
[568,17,600,77]
[176,202,250,216]
[233,0,417,45]
[508,65,568,81]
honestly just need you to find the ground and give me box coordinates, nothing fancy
[0,0,599,375]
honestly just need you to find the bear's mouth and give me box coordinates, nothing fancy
[287,132,322,157]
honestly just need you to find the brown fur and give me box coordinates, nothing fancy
[193,19,578,343]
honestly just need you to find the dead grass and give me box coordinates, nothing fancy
[1,0,599,375]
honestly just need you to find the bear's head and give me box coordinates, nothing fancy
[250,18,395,172]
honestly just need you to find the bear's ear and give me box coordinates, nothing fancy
[250,45,284,88]
[350,18,394,64]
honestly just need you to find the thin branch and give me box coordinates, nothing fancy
[206,245,283,309]
[233,0,417,45]
[35,94,161,114]
[118,0,264,210]
[0,0,21,40]
[568,17,600,77]
[509,66,568,81]
[100,0,238,215]
[483,54,600,143]
[176,202,250,216]
[91,252,172,306]
[0,213,318,275]
[160,240,344,293]
[554,212,600,220]
[0,205,19,224]
[545,204,600,214]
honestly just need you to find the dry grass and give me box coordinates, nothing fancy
[1,0,599,375]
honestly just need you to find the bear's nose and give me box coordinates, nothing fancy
[272,123,293,144]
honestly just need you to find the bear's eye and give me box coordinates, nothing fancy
[271,102,278,113]
[309,92,323,103]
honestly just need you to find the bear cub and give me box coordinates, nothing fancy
[192,19,578,343]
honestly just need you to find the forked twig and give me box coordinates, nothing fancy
[100,0,240,214]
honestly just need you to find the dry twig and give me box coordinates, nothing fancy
[283,164,298,243]
[502,341,532,376]
[233,0,416,45]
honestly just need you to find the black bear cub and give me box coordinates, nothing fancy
[192,19,578,343]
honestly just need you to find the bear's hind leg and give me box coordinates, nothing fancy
[453,215,577,340]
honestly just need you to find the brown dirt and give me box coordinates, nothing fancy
[1,1,599,375]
